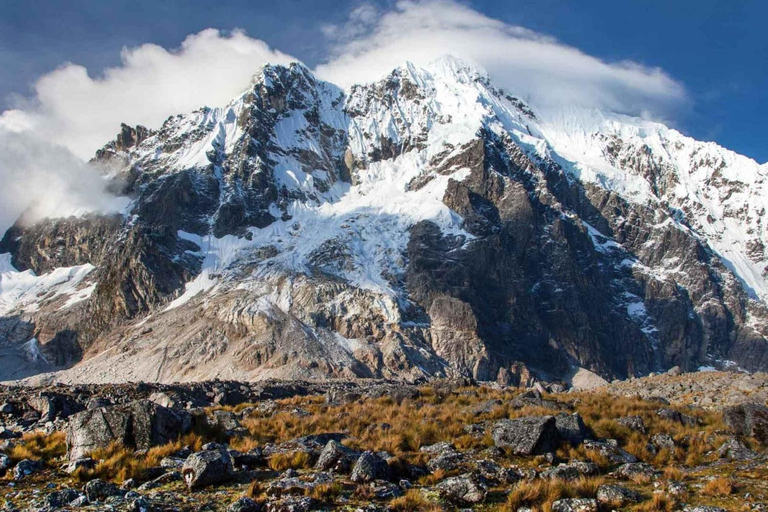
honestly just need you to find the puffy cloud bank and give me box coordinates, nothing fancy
[0,2,686,237]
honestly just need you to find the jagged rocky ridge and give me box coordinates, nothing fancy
[1,57,767,383]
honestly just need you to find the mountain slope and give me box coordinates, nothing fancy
[1,58,767,384]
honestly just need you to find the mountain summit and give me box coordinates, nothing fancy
[1,57,767,384]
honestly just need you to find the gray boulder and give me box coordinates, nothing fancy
[615,462,655,479]
[13,459,43,480]
[657,408,699,426]
[350,451,389,483]
[541,462,599,480]
[228,497,261,512]
[492,416,559,455]
[85,478,124,502]
[436,474,487,504]
[722,402,768,444]
[616,416,646,434]
[596,484,642,506]
[651,433,676,451]
[582,440,637,465]
[182,448,234,489]
[554,413,592,445]
[551,498,598,512]
[66,400,192,459]
[315,440,358,472]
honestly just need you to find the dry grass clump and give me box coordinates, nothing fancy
[73,432,204,483]
[701,476,734,497]
[504,476,603,511]
[389,489,436,511]
[662,466,685,481]
[8,431,66,464]
[633,493,676,512]
[308,482,343,502]
[267,451,313,471]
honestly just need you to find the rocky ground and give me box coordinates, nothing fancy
[0,373,767,511]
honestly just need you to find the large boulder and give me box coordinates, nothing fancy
[350,451,390,483]
[66,399,192,459]
[551,498,598,512]
[182,448,234,489]
[722,402,768,444]
[554,413,592,445]
[492,416,559,455]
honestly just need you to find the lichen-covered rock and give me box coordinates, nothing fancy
[228,497,262,512]
[551,498,598,512]
[616,416,646,434]
[436,474,487,504]
[84,478,124,502]
[615,462,655,480]
[541,462,600,480]
[650,433,676,450]
[66,400,192,459]
[554,413,592,445]
[492,416,559,455]
[315,440,358,472]
[350,451,390,483]
[596,484,642,506]
[722,402,768,444]
[182,448,234,489]
[582,440,637,465]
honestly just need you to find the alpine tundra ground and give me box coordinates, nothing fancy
[0,373,767,511]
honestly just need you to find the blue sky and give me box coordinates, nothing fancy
[1,0,765,162]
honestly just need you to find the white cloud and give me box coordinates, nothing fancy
[315,0,686,116]
[0,29,294,238]
[0,130,131,237]
[1,28,293,160]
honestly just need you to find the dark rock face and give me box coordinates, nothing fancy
[491,416,559,455]
[722,403,768,444]
[66,400,192,459]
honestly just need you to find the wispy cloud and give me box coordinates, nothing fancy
[316,0,686,115]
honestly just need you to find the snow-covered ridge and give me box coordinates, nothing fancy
[0,253,96,316]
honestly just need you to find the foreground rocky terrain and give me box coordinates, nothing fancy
[2,58,768,384]
[0,372,767,511]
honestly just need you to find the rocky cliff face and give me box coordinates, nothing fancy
[1,57,767,384]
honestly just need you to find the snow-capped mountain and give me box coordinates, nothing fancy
[1,57,767,384]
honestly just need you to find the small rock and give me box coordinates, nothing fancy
[61,457,97,474]
[13,459,43,480]
[616,416,646,434]
[582,440,636,465]
[615,462,655,480]
[596,484,642,507]
[650,433,676,451]
[228,496,262,512]
[84,478,123,502]
[541,462,599,480]
[551,498,598,512]
[436,474,487,504]
[265,496,315,512]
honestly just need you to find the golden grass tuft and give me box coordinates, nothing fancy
[389,489,435,512]
[701,476,734,497]
[8,431,66,464]
[267,451,313,471]
[308,482,343,502]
